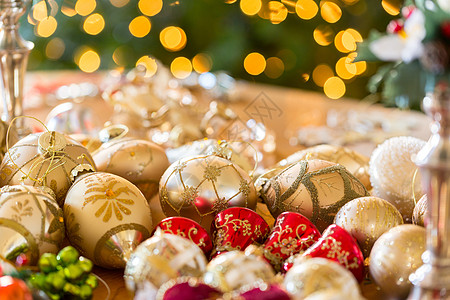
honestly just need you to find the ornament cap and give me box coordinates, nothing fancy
[70,164,95,182]
[38,131,66,156]
[98,124,129,143]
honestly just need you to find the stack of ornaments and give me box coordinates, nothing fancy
[0,66,429,300]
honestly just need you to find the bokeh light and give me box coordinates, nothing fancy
[381,0,401,16]
[110,0,130,8]
[324,76,346,99]
[347,52,367,75]
[320,1,342,23]
[45,38,65,60]
[224,0,237,3]
[129,16,151,38]
[240,0,262,16]
[170,57,192,79]
[136,56,158,77]
[335,56,356,80]
[83,13,105,35]
[192,53,213,74]
[112,46,133,66]
[32,1,48,22]
[160,26,187,51]
[269,1,288,24]
[61,4,76,17]
[265,57,285,79]
[295,0,318,20]
[78,50,101,73]
[139,0,163,16]
[37,16,57,38]
[244,52,266,75]
[75,0,96,16]
[313,25,334,46]
[312,64,333,87]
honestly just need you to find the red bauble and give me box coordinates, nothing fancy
[158,279,222,300]
[239,284,291,300]
[0,276,32,300]
[154,217,213,256]
[262,212,321,271]
[301,224,364,282]
[211,207,270,258]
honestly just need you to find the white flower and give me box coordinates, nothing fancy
[369,9,426,63]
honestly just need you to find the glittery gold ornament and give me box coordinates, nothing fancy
[369,136,426,222]
[0,132,96,206]
[334,196,403,257]
[159,155,257,231]
[412,194,428,227]
[64,172,153,269]
[203,251,275,292]
[124,230,208,292]
[260,159,368,232]
[283,257,364,299]
[93,138,169,200]
[277,144,371,190]
[0,185,64,265]
[369,224,426,299]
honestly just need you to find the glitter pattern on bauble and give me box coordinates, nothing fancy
[369,136,426,222]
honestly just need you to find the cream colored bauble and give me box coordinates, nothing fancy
[334,196,403,257]
[277,144,371,190]
[260,159,368,232]
[93,138,169,200]
[64,172,153,268]
[203,251,275,292]
[0,131,96,206]
[124,231,208,292]
[369,136,426,222]
[0,185,64,265]
[283,257,363,299]
[369,224,426,299]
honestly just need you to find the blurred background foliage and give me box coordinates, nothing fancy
[20,0,400,100]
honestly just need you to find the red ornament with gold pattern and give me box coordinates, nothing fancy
[154,217,213,256]
[211,207,270,258]
[262,212,321,272]
[301,224,364,282]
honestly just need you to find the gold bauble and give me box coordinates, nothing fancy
[369,136,426,222]
[0,185,64,265]
[283,257,363,299]
[369,224,426,299]
[334,196,403,257]
[93,138,169,200]
[159,155,257,231]
[203,251,275,292]
[412,194,428,227]
[64,172,153,268]
[124,230,208,292]
[260,159,368,232]
[0,132,96,206]
[277,144,371,190]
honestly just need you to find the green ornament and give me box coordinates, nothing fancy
[79,284,93,299]
[63,264,84,282]
[78,257,93,273]
[30,273,46,290]
[57,246,79,267]
[52,272,66,291]
[63,282,81,296]
[39,253,58,273]
[84,274,98,289]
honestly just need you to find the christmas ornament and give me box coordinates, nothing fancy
[302,289,362,300]
[0,131,96,206]
[64,172,153,268]
[0,276,32,300]
[369,224,426,299]
[260,159,368,232]
[203,251,275,292]
[211,207,269,257]
[0,185,64,265]
[369,136,426,222]
[155,217,213,256]
[301,224,364,282]
[412,194,428,227]
[261,212,321,271]
[283,257,363,300]
[68,134,102,154]
[29,246,98,300]
[334,196,403,257]
[124,231,208,292]
[235,283,291,300]
[149,194,166,226]
[277,144,371,190]
[0,120,18,163]
[159,155,257,231]
[93,138,169,199]
[155,277,222,300]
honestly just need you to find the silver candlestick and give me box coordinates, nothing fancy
[0,0,33,136]
[408,81,450,299]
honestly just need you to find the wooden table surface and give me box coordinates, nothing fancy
[23,71,430,300]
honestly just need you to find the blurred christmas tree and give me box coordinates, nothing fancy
[20,0,399,100]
